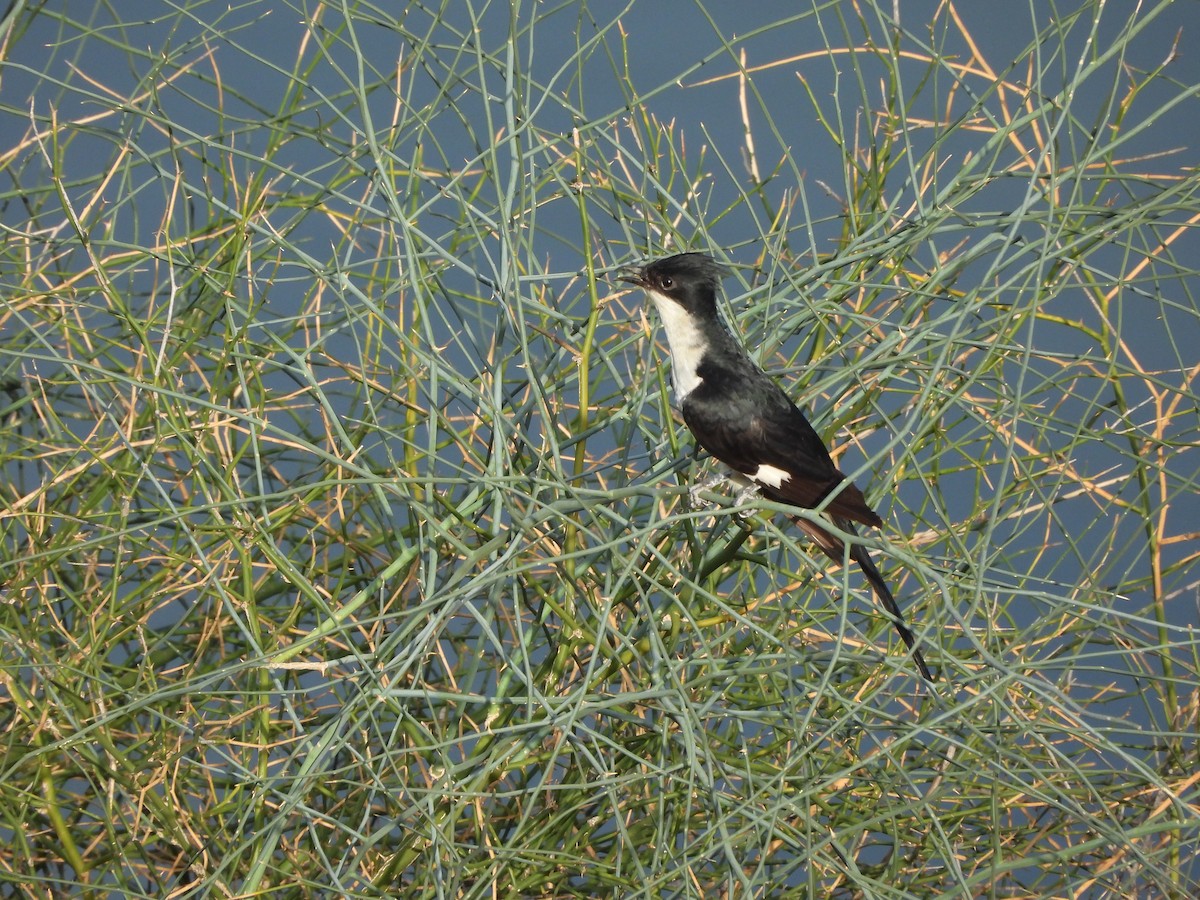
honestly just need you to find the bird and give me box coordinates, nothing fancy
[621,251,934,682]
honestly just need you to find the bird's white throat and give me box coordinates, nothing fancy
[648,290,706,401]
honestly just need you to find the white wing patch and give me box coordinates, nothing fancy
[647,289,706,400]
[752,463,792,489]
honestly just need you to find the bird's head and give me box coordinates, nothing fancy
[620,252,729,317]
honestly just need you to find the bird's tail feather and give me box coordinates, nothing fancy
[794,515,936,682]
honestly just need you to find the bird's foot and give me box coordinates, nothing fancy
[689,470,729,509]
[733,481,762,518]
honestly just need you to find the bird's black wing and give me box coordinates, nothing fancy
[682,359,881,526]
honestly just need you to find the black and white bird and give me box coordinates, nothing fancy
[622,251,934,681]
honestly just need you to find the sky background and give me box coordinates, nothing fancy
[4,2,1197,653]
[4,0,1198,676]
[1,1,1197,891]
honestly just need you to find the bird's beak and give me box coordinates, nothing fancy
[618,265,647,288]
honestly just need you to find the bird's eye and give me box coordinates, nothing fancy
[660,276,673,289]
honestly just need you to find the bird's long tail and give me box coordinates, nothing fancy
[793,515,935,682]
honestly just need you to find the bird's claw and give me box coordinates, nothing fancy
[734,482,761,518]
[689,470,729,509]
